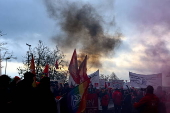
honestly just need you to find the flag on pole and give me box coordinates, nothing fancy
[43,64,49,77]
[30,54,36,87]
[79,55,88,83]
[30,54,35,75]
[68,49,80,84]
[67,78,90,113]
[55,60,59,69]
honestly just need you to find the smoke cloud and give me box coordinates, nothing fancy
[130,0,170,31]
[129,0,170,86]
[44,0,121,67]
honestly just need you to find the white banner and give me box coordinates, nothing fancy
[88,70,100,88]
[129,72,162,89]
[99,79,105,88]
[112,80,124,89]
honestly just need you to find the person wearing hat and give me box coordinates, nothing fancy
[14,76,21,83]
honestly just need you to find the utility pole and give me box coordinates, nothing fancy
[26,43,31,71]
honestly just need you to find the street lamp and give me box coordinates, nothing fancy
[26,43,31,71]
[5,57,10,75]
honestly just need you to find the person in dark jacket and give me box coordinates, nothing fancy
[134,85,159,113]
[12,72,36,113]
[36,77,57,113]
[60,83,71,113]
[9,76,20,93]
[0,75,11,113]
[122,90,132,113]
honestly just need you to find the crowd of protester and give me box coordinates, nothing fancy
[86,84,170,113]
[0,72,170,113]
[50,80,170,113]
[0,72,57,113]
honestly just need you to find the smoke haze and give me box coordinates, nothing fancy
[129,0,170,86]
[44,0,121,67]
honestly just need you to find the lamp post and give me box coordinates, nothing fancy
[5,57,10,75]
[26,43,31,71]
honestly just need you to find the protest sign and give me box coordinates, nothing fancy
[129,72,162,89]
[99,79,105,88]
[112,80,124,89]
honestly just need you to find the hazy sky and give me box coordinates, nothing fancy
[0,0,170,86]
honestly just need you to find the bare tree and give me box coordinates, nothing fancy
[99,74,110,81]
[109,72,119,80]
[0,31,17,75]
[17,40,68,81]
[99,72,119,81]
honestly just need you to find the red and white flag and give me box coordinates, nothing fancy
[79,55,88,83]
[68,49,80,84]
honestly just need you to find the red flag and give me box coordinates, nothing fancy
[30,54,35,75]
[79,55,88,83]
[55,60,59,69]
[30,54,36,87]
[43,64,49,77]
[68,49,80,84]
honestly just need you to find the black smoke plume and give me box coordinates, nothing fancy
[44,0,121,67]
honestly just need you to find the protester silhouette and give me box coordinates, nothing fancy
[36,77,57,113]
[60,83,71,113]
[134,85,159,113]
[0,75,11,113]
[9,76,20,93]
[122,90,132,113]
[12,72,36,113]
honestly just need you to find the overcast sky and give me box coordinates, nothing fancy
[0,0,170,86]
